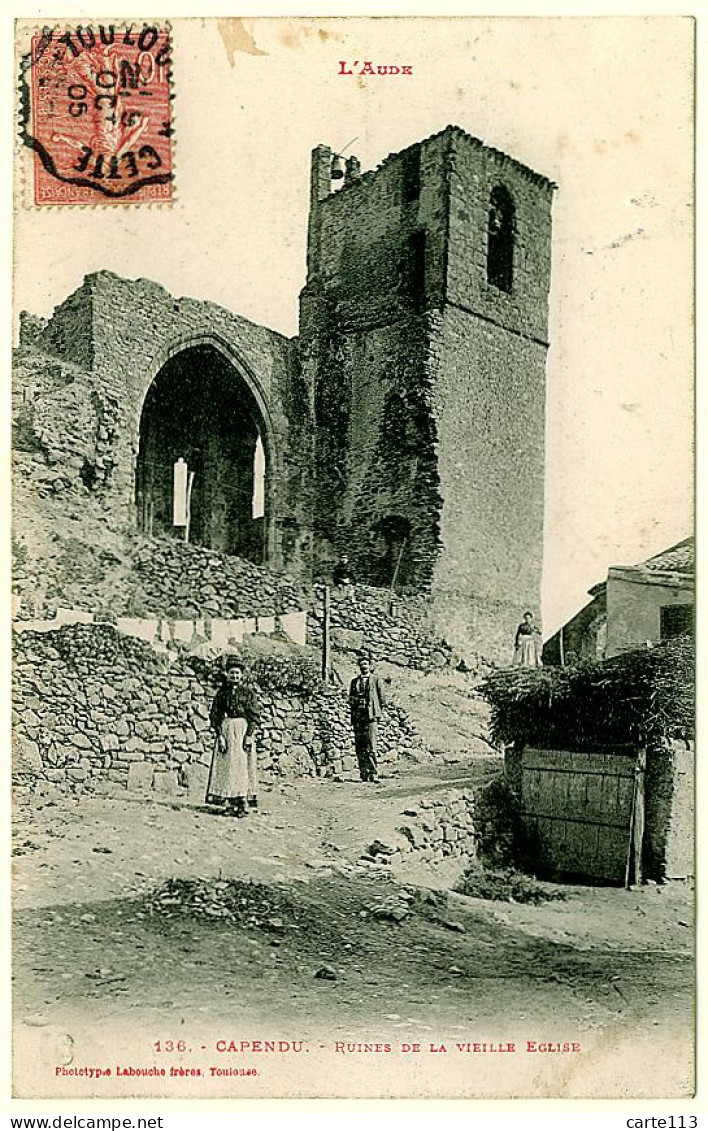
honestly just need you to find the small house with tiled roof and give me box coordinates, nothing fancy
[605,536,694,657]
[544,536,694,664]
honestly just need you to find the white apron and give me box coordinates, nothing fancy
[207,717,249,801]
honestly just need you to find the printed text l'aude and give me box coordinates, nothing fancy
[338,61,412,76]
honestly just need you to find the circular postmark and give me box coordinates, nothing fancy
[19,22,174,206]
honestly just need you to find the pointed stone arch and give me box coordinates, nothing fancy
[135,333,279,566]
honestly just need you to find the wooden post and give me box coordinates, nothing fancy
[632,748,646,885]
[322,584,331,682]
[624,747,646,888]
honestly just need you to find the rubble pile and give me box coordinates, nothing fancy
[13,524,308,623]
[146,877,313,934]
[145,877,425,946]
[13,624,426,798]
[308,584,454,672]
[350,791,478,872]
[126,537,306,620]
[365,891,415,923]
[454,863,565,905]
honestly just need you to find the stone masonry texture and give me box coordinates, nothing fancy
[307,584,455,672]
[26,271,313,579]
[12,625,426,800]
[394,790,477,866]
[14,125,554,662]
[300,126,554,661]
[644,738,694,881]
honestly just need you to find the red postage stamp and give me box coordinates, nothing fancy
[21,23,173,206]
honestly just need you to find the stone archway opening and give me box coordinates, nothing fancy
[136,344,271,564]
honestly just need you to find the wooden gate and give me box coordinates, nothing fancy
[520,746,645,884]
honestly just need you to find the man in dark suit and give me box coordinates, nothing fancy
[348,652,386,782]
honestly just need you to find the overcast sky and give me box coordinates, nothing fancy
[13,16,694,635]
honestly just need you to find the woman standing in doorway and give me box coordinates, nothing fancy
[206,660,261,817]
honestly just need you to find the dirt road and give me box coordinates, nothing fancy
[12,762,694,1100]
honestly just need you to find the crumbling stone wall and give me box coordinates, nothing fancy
[12,522,308,623]
[20,271,312,578]
[17,311,48,349]
[304,134,448,315]
[302,126,553,661]
[36,282,95,370]
[303,308,443,590]
[393,790,476,866]
[308,584,454,671]
[15,127,554,662]
[12,625,423,800]
[300,134,449,589]
[13,349,120,498]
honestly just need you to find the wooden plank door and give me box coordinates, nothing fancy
[520,746,644,883]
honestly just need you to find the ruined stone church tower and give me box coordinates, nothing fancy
[14,125,554,660]
[301,125,554,655]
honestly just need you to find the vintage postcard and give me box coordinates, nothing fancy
[9,12,695,1102]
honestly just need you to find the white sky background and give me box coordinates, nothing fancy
[13,16,694,637]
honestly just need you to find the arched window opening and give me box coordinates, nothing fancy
[407,230,426,308]
[487,185,515,293]
[252,435,265,519]
[136,345,270,565]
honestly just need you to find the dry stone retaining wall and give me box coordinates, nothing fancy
[118,537,307,620]
[12,522,308,625]
[12,624,423,801]
[390,789,477,866]
[308,584,454,671]
[314,687,425,779]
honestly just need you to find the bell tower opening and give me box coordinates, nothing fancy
[487,184,515,293]
[136,344,271,564]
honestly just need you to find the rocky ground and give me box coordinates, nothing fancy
[12,488,307,622]
[12,756,694,1101]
